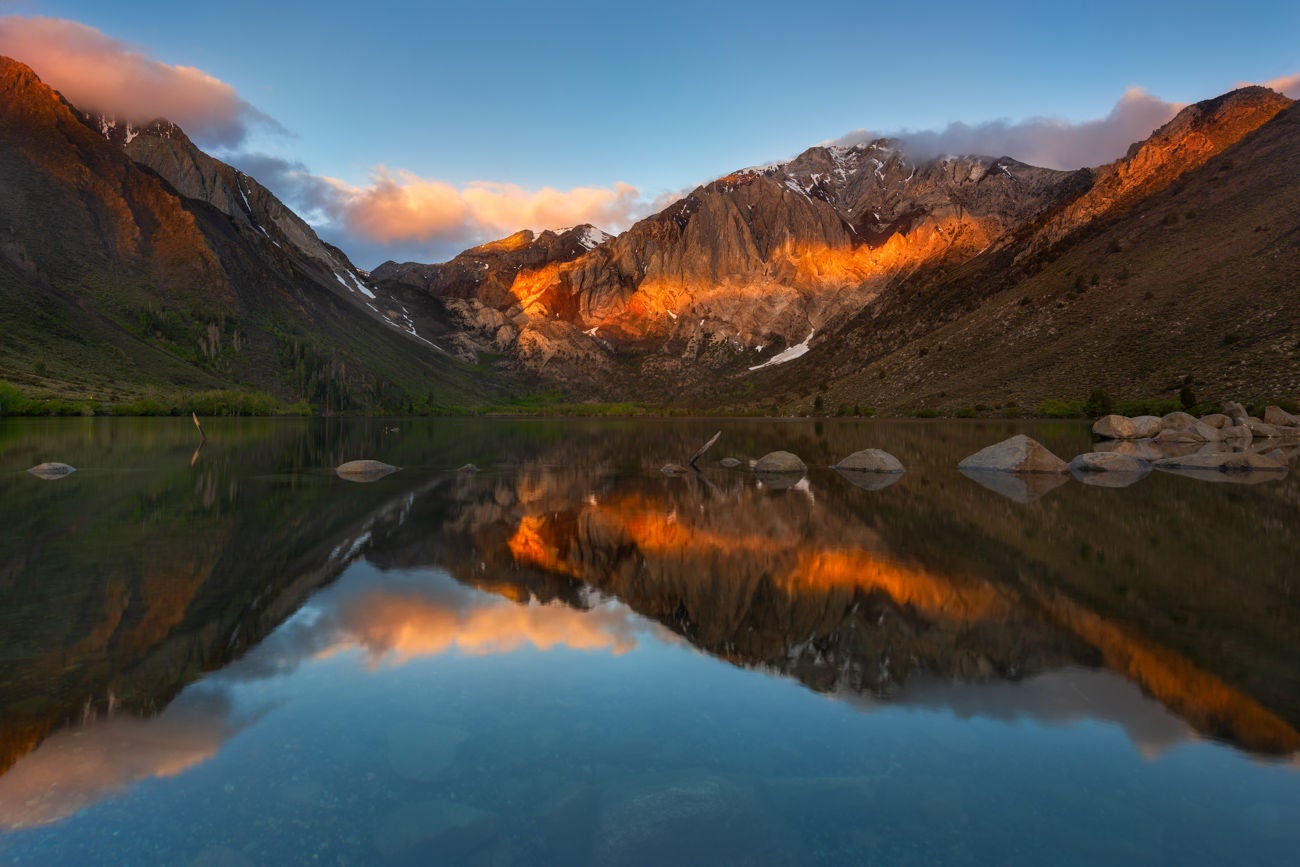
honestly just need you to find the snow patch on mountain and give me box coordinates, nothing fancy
[748,330,815,371]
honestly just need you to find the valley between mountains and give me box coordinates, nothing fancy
[1,53,1296,416]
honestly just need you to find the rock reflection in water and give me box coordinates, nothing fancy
[1,416,1298,835]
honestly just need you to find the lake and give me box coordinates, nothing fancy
[0,417,1296,865]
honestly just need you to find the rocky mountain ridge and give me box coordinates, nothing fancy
[371,85,1296,408]
[0,55,495,410]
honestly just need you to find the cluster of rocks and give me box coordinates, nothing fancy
[956,406,1295,499]
[1092,402,1300,446]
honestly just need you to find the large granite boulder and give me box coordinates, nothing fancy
[1199,413,1231,429]
[1222,401,1249,422]
[754,451,806,473]
[1263,405,1300,427]
[1092,415,1137,439]
[1155,420,1223,443]
[1246,420,1281,438]
[1131,415,1163,438]
[1161,411,1199,430]
[957,435,1068,474]
[834,449,905,474]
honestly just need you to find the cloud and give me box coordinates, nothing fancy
[335,170,643,246]
[0,15,280,146]
[1260,72,1300,98]
[229,153,646,262]
[828,87,1186,170]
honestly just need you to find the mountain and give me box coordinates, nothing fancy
[5,48,1295,414]
[0,56,499,412]
[806,89,1300,415]
[375,86,1296,410]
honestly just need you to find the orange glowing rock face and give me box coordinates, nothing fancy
[502,211,996,340]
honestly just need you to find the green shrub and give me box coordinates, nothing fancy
[1084,388,1114,418]
[1035,399,1085,418]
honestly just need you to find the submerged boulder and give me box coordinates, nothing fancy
[834,449,904,474]
[718,457,743,468]
[27,462,76,479]
[957,435,1068,474]
[754,451,806,473]
[660,463,689,475]
[336,460,399,482]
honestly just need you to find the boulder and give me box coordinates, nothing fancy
[1220,424,1253,443]
[957,435,1068,474]
[1156,429,1203,444]
[753,451,806,473]
[1222,401,1249,422]
[1092,415,1137,439]
[1263,405,1300,427]
[1246,420,1281,438]
[27,462,76,479]
[1068,452,1150,474]
[1156,421,1222,443]
[718,457,743,468]
[1199,413,1231,429]
[1131,415,1163,438]
[457,463,479,473]
[336,460,399,482]
[660,463,689,475]
[834,449,905,474]
[1161,411,1199,430]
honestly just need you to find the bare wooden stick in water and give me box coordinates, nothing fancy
[192,412,207,443]
[688,430,722,467]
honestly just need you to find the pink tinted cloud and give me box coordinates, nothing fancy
[1261,72,1300,98]
[829,87,1186,170]
[333,168,643,246]
[0,15,277,145]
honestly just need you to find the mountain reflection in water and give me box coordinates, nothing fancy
[1,417,1297,849]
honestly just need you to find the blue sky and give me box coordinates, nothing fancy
[1,0,1297,265]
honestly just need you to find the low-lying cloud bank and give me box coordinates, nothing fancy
[830,74,1299,170]
[828,87,1185,170]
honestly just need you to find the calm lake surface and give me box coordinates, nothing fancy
[0,417,1296,865]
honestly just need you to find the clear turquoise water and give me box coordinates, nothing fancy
[0,418,1296,865]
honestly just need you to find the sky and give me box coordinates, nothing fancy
[0,0,1296,267]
